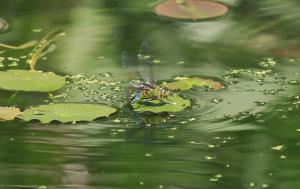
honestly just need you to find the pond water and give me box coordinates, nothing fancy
[1,0,300,188]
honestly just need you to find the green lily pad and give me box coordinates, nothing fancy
[154,0,229,21]
[0,107,21,121]
[0,69,66,92]
[21,103,117,124]
[161,77,223,91]
[132,95,190,113]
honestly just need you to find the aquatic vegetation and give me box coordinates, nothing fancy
[0,40,37,50]
[162,77,223,91]
[27,30,65,70]
[21,103,117,124]
[0,107,20,121]
[132,95,190,113]
[0,69,66,92]
[154,0,229,21]
[52,73,123,107]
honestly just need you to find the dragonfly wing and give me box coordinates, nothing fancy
[121,51,141,81]
[130,81,144,89]
[138,40,155,85]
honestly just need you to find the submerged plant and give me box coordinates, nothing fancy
[27,30,65,70]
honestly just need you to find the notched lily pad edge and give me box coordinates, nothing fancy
[1,103,118,124]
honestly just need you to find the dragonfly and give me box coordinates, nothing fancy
[121,41,169,105]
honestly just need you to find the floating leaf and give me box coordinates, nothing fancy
[0,69,66,92]
[0,107,21,121]
[161,79,193,90]
[132,95,190,113]
[161,77,223,91]
[154,0,229,21]
[0,17,8,33]
[21,103,117,124]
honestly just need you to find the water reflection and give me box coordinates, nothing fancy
[1,0,300,188]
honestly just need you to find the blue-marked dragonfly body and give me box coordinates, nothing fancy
[121,41,169,105]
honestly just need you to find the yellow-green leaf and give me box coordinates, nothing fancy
[161,77,223,91]
[0,107,21,121]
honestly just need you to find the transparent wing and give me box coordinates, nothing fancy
[138,40,155,84]
[121,51,141,81]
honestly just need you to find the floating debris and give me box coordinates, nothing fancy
[262,184,269,188]
[32,28,42,33]
[271,145,284,151]
[259,58,276,68]
[280,155,287,159]
[205,156,215,160]
[211,98,223,104]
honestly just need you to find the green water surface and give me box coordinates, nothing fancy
[1,0,300,188]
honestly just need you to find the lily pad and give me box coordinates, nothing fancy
[21,103,117,124]
[132,95,190,113]
[0,69,66,92]
[161,77,223,91]
[0,107,21,121]
[154,0,229,21]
